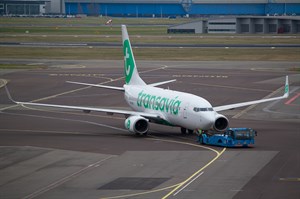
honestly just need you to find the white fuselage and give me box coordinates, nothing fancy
[124,84,216,130]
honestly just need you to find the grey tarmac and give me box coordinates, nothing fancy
[0,60,299,199]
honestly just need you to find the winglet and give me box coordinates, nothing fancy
[283,75,289,98]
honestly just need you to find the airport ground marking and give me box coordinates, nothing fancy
[148,136,221,155]
[173,171,204,196]
[233,84,286,119]
[22,155,115,199]
[279,178,300,182]
[285,92,300,106]
[1,110,128,133]
[263,87,300,116]
[173,74,228,79]
[3,65,226,198]
[100,183,182,199]
[100,137,225,199]
[49,73,113,81]
[151,138,226,199]
[0,128,84,135]
[191,82,273,93]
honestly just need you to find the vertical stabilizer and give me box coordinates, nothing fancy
[122,25,146,85]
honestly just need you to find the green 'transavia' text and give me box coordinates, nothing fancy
[137,90,182,115]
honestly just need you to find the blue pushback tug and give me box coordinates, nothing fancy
[198,128,257,147]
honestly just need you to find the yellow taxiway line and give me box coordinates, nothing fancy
[100,137,226,199]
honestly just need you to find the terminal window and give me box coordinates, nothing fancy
[241,24,249,33]
[208,22,236,25]
[255,24,263,32]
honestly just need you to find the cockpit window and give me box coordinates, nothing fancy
[193,107,214,112]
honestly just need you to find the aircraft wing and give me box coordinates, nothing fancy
[213,76,289,112]
[15,101,164,120]
[4,85,165,122]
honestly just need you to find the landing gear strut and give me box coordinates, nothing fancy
[188,129,194,134]
[181,127,186,134]
[181,128,194,135]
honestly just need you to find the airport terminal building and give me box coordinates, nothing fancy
[168,16,300,34]
[1,0,300,17]
[63,0,300,17]
[0,0,48,15]
[1,0,300,34]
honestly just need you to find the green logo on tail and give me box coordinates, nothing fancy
[123,40,134,84]
[285,84,289,94]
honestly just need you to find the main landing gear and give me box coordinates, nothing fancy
[181,127,194,135]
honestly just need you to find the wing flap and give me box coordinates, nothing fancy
[16,101,163,120]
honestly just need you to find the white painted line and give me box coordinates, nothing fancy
[263,87,300,116]
[173,172,204,196]
[20,42,87,46]
[230,189,243,192]
[27,63,44,65]
[22,156,115,199]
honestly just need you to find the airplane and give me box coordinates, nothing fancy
[105,19,112,25]
[7,25,289,135]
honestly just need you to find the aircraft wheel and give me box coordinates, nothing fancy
[142,132,148,136]
[188,129,194,134]
[181,127,186,134]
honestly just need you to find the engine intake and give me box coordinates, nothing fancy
[125,115,149,135]
[213,114,229,132]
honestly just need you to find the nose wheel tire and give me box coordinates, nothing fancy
[188,129,194,134]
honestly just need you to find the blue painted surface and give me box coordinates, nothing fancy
[65,3,185,16]
[65,3,300,16]
[190,4,266,15]
[199,128,256,147]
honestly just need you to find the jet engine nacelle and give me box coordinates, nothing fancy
[213,113,229,132]
[125,115,149,135]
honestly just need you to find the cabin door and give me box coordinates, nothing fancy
[183,103,189,119]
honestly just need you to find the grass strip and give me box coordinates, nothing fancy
[1,34,299,45]
[0,17,194,26]
[0,26,167,35]
[1,47,299,61]
[0,63,47,69]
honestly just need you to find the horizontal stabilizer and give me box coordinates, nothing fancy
[67,81,124,91]
[149,79,176,87]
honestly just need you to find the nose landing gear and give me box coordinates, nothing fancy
[181,127,194,134]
